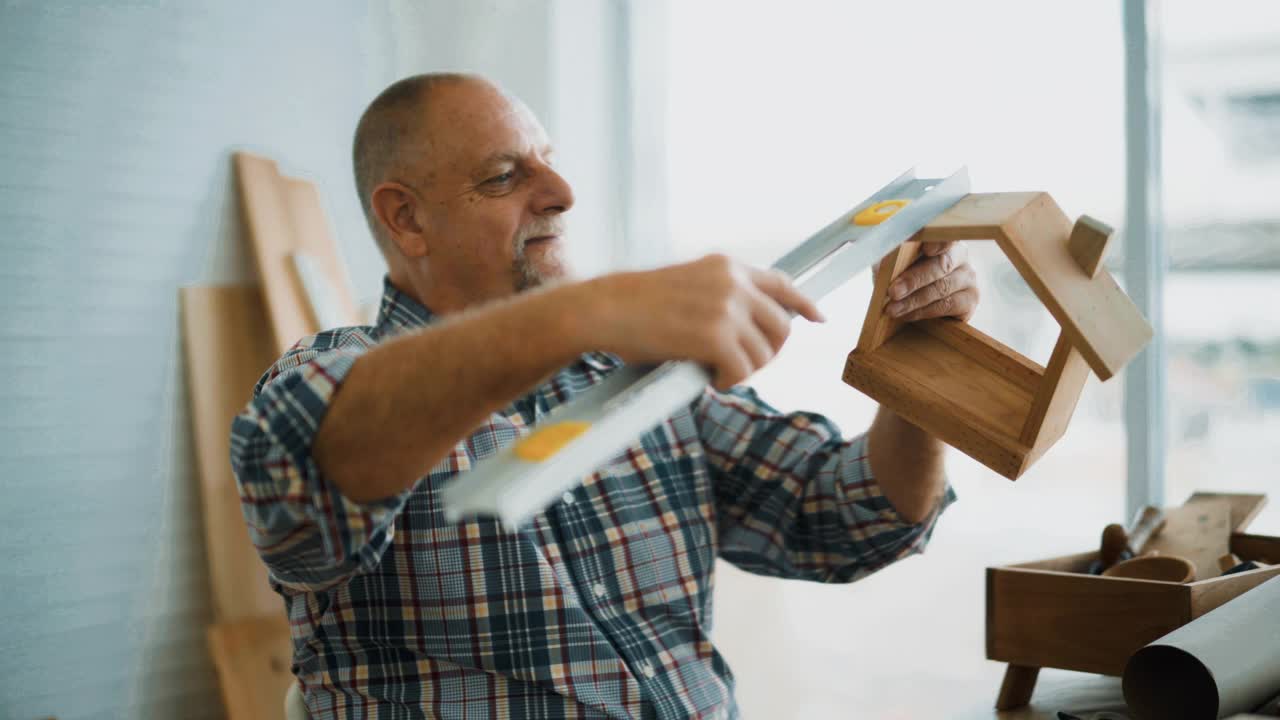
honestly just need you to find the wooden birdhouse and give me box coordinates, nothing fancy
[842,192,1153,479]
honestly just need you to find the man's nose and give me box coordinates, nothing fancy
[533,166,575,216]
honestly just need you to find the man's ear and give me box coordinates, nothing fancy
[370,181,430,258]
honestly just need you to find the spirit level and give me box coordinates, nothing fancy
[443,167,971,526]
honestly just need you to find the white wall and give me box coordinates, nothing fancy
[0,4,394,717]
[0,2,626,717]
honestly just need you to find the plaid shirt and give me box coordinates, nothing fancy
[230,277,954,719]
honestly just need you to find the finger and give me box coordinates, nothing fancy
[748,285,793,352]
[885,271,954,318]
[898,287,979,323]
[922,240,955,257]
[888,244,968,301]
[737,324,775,374]
[887,264,977,318]
[751,268,825,322]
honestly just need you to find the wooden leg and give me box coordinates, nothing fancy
[995,664,1040,710]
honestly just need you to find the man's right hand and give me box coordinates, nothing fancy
[580,254,825,390]
[314,254,822,502]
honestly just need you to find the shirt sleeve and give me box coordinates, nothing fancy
[228,335,412,594]
[693,385,956,584]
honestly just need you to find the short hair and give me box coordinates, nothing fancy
[351,72,475,249]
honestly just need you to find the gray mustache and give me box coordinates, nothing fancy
[516,219,565,246]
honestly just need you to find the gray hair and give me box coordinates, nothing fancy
[351,72,477,250]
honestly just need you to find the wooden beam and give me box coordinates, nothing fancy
[913,192,1041,243]
[1068,215,1113,278]
[995,193,1153,381]
[234,152,360,355]
[1020,331,1091,448]
[854,241,921,353]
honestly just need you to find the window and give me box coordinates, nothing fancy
[1160,0,1280,534]
[662,1,1128,714]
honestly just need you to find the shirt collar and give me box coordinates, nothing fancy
[375,276,436,335]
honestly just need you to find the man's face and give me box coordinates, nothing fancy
[409,81,575,306]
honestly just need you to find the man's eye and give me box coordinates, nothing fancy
[485,171,515,185]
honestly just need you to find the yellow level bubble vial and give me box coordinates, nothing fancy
[513,420,593,462]
[853,199,911,226]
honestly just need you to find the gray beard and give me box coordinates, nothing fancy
[512,257,542,292]
[512,244,543,292]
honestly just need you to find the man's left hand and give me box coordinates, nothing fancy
[883,241,979,322]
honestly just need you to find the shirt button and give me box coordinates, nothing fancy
[640,661,657,678]
[562,491,575,505]
[593,582,607,598]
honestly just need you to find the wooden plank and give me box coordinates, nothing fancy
[1144,499,1233,583]
[208,616,295,720]
[987,566,1190,676]
[180,286,281,622]
[915,318,1044,395]
[1008,550,1098,574]
[1186,492,1268,533]
[855,241,921,353]
[1020,331,1091,448]
[866,324,1034,439]
[1231,532,1280,564]
[1067,215,1113,279]
[913,192,1042,243]
[995,193,1153,381]
[283,177,360,329]
[844,345,1031,479]
[234,152,359,356]
[1189,561,1280,619]
[235,153,302,354]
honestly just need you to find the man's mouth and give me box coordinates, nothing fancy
[524,235,559,245]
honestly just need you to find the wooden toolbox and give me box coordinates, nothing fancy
[986,492,1280,709]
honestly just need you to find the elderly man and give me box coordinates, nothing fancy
[231,73,978,719]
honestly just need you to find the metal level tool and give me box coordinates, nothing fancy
[442,167,971,526]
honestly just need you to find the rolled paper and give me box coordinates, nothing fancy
[1123,575,1280,719]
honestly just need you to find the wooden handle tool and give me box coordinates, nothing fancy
[1126,505,1167,555]
[1095,505,1166,573]
[1099,523,1131,570]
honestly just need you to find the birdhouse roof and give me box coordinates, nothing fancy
[914,192,1153,381]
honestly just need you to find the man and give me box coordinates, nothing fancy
[230,73,979,719]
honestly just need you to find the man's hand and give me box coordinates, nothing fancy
[882,241,979,322]
[867,240,978,522]
[584,254,825,391]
